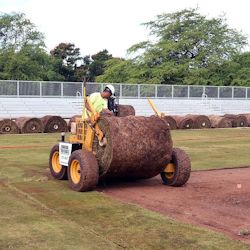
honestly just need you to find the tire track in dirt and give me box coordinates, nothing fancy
[102,167,250,243]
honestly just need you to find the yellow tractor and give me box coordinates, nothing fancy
[49,83,191,192]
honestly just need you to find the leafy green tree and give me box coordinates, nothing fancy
[87,49,112,81]
[50,43,81,67]
[230,52,250,86]
[206,52,250,86]
[96,58,133,83]
[0,12,63,81]
[73,49,113,82]
[141,9,246,65]
[99,8,248,85]
[0,12,45,50]
[73,55,91,81]
[0,46,63,80]
[50,42,83,81]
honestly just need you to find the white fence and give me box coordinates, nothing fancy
[0,80,250,99]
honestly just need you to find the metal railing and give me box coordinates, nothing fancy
[0,80,250,99]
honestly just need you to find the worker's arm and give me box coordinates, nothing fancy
[102,108,114,115]
[101,99,114,115]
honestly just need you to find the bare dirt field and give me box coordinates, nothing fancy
[102,167,250,243]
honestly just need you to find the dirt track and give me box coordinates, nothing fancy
[101,167,250,243]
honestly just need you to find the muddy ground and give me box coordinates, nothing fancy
[101,167,250,243]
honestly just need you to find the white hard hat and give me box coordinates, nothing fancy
[105,84,115,96]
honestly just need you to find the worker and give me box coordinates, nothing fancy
[86,84,115,115]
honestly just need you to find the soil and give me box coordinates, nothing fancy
[101,167,250,243]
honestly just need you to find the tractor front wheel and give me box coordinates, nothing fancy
[68,149,99,192]
[161,148,191,187]
[49,144,68,180]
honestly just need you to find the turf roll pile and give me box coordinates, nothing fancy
[172,116,194,129]
[94,115,173,180]
[117,105,136,117]
[41,115,68,133]
[209,116,232,128]
[243,114,250,126]
[0,119,19,134]
[15,117,44,133]
[186,115,211,129]
[162,116,177,130]
[224,114,247,127]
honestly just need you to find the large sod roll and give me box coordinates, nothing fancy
[162,116,177,130]
[41,115,68,133]
[0,119,19,134]
[15,117,44,133]
[209,115,232,128]
[185,115,211,129]
[172,116,194,129]
[94,116,173,180]
[243,114,250,126]
[117,104,135,117]
[223,114,247,127]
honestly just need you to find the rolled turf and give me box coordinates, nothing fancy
[117,104,136,117]
[94,115,173,180]
[209,115,232,128]
[172,116,194,129]
[41,115,68,133]
[0,119,19,134]
[15,117,44,133]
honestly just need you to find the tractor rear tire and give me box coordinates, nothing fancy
[49,144,68,180]
[67,149,99,192]
[161,148,191,187]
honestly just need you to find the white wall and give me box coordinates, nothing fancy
[0,97,250,119]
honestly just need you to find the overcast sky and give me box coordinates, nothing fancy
[1,0,250,57]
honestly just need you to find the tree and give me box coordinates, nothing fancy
[88,49,112,81]
[206,52,250,86]
[0,12,63,81]
[0,46,64,81]
[74,55,92,81]
[98,8,248,85]
[0,12,45,50]
[230,52,250,86]
[140,9,246,65]
[96,58,132,83]
[50,42,83,81]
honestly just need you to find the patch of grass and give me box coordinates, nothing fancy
[172,128,250,170]
[0,130,250,249]
[2,180,249,250]
[0,184,116,250]
[0,133,59,146]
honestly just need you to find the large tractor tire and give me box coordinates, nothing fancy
[161,148,191,187]
[67,149,99,192]
[49,144,68,180]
